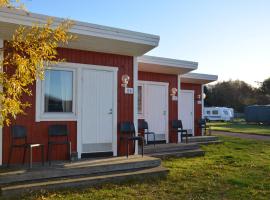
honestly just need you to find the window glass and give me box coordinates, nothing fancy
[44,70,73,112]
[206,111,210,115]
[212,110,218,115]
[138,85,143,114]
[223,110,229,115]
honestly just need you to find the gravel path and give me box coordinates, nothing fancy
[213,131,270,141]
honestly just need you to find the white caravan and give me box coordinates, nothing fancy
[203,107,234,121]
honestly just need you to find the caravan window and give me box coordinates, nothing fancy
[206,111,211,115]
[223,110,229,115]
[212,110,218,115]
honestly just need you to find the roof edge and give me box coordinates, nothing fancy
[0,8,160,47]
[181,72,218,81]
[138,55,198,70]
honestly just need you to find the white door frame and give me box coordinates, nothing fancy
[179,90,195,136]
[78,65,118,157]
[138,80,169,143]
[133,57,138,155]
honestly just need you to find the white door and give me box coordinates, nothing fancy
[142,82,169,143]
[81,69,115,154]
[179,90,194,135]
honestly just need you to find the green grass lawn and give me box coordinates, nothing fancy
[209,121,270,135]
[21,136,270,200]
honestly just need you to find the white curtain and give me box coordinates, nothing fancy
[60,71,72,112]
[44,70,73,112]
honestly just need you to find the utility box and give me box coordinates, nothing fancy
[245,105,270,124]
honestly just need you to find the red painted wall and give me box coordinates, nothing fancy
[2,46,134,164]
[181,83,202,136]
[138,71,179,143]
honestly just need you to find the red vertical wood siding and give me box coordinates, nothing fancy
[138,71,178,143]
[2,47,134,164]
[181,83,202,136]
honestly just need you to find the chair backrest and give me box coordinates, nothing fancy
[48,125,69,137]
[120,122,135,135]
[198,118,206,127]
[11,125,27,139]
[172,120,183,129]
[138,120,148,131]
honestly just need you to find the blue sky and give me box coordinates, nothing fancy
[23,0,270,85]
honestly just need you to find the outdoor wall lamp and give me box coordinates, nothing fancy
[170,87,178,101]
[202,93,206,99]
[170,87,178,97]
[121,74,130,87]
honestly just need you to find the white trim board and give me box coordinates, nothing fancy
[0,8,160,56]
[0,38,3,166]
[133,57,138,155]
[0,8,159,45]
[138,55,198,69]
[180,73,218,84]
[178,75,181,121]
[138,55,198,75]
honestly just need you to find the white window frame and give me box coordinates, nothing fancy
[36,65,77,122]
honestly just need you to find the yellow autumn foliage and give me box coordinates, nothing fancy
[0,1,74,125]
[0,0,24,9]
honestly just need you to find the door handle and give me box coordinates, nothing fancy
[108,108,113,114]
[163,111,167,115]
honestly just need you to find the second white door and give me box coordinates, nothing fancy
[179,90,194,135]
[81,69,115,155]
[140,81,169,143]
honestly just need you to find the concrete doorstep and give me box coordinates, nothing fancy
[0,155,168,198]
[141,142,206,159]
[150,149,205,159]
[0,166,168,198]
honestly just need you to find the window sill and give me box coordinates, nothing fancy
[36,113,77,122]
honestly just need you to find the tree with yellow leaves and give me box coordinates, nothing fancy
[0,0,74,125]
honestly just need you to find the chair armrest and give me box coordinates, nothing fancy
[144,132,155,135]
[177,129,188,133]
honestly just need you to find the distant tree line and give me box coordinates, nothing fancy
[204,78,270,112]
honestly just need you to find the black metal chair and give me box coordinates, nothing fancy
[198,118,211,135]
[120,122,144,158]
[8,125,44,168]
[172,120,192,143]
[47,125,71,165]
[138,120,156,146]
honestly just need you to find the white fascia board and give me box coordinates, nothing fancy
[181,73,218,82]
[138,55,198,70]
[0,8,160,47]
